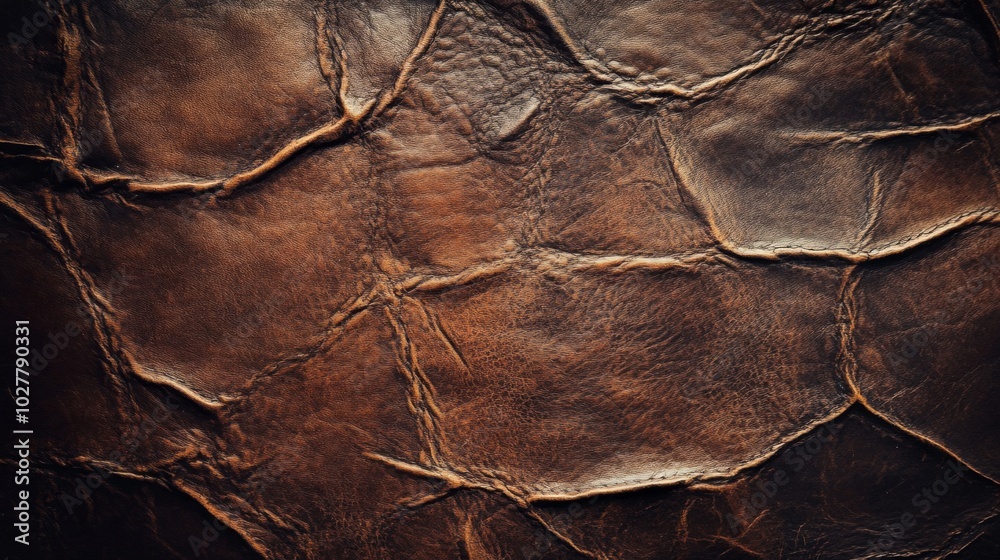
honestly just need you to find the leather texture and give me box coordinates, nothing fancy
[2,0,1000,558]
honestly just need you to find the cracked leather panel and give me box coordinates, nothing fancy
[51,141,378,398]
[506,0,897,86]
[405,262,848,496]
[205,310,434,558]
[77,0,342,178]
[327,0,441,115]
[0,216,128,461]
[664,0,1000,253]
[536,91,716,255]
[854,226,1000,482]
[531,408,1000,559]
[373,2,572,271]
[2,0,1000,558]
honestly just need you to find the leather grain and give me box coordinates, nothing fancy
[2,0,999,558]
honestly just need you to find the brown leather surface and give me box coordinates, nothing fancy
[2,0,1000,558]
